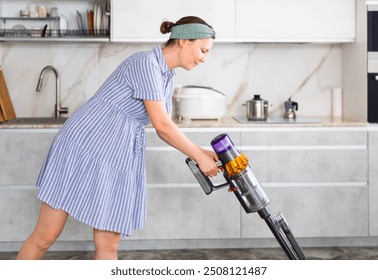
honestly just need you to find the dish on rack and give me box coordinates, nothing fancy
[60,15,68,35]
[11,24,27,37]
[76,10,83,31]
[87,9,94,35]
[94,2,98,35]
[101,7,108,32]
[11,24,27,30]
[19,9,30,17]
[93,2,105,36]
[31,27,42,38]
[97,4,102,35]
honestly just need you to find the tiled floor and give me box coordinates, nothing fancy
[1,247,378,260]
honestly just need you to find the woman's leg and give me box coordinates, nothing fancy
[93,228,121,260]
[16,202,68,260]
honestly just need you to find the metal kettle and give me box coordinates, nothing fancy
[284,98,298,119]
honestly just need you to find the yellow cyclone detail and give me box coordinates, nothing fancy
[224,153,249,177]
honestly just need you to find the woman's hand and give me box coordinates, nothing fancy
[196,149,219,177]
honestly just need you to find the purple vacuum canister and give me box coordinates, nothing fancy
[211,133,240,164]
[211,133,234,154]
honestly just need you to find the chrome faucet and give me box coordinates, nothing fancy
[36,65,68,118]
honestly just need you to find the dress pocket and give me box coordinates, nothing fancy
[133,124,146,156]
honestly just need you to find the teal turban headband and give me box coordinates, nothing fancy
[169,23,216,40]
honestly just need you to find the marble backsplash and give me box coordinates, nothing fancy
[0,42,342,119]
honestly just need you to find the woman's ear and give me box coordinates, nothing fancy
[178,39,190,47]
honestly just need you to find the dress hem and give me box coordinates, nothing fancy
[38,195,143,238]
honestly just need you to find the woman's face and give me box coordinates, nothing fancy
[179,38,214,70]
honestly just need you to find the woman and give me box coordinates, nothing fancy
[16,16,218,260]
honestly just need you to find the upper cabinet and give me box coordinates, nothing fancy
[112,0,355,43]
[0,0,356,43]
[235,0,355,43]
[111,0,235,42]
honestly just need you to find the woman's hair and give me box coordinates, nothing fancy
[160,16,214,46]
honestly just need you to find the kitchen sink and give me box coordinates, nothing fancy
[3,117,68,125]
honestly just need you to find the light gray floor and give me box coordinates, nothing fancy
[2,247,378,260]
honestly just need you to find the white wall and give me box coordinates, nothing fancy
[342,0,367,122]
[0,41,344,119]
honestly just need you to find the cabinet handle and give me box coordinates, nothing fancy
[375,76,378,80]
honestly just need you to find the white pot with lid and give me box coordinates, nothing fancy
[173,85,227,121]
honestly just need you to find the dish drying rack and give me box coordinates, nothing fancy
[0,16,110,42]
[0,28,110,38]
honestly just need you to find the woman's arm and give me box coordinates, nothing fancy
[144,100,219,177]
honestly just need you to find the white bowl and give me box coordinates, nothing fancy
[31,27,42,38]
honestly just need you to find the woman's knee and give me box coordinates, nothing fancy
[29,229,60,251]
[31,202,68,250]
[93,229,121,252]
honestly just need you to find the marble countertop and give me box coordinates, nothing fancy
[0,116,368,129]
[174,116,367,128]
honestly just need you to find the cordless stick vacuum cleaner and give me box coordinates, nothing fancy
[186,133,307,260]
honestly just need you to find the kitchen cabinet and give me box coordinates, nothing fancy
[235,0,356,42]
[111,0,355,43]
[239,128,368,238]
[0,0,110,42]
[0,129,92,241]
[111,0,235,42]
[0,125,371,247]
[368,126,378,236]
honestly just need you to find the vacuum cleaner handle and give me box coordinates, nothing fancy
[186,158,229,195]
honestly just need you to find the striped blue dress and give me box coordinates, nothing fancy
[36,46,175,237]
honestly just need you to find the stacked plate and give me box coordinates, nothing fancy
[93,1,109,36]
[76,1,109,36]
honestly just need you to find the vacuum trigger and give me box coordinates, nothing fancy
[228,186,238,192]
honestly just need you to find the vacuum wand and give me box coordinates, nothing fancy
[186,133,307,260]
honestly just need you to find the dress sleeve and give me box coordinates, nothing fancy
[127,56,165,101]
